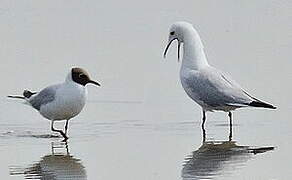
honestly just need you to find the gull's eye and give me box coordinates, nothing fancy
[170,31,175,35]
[79,73,87,78]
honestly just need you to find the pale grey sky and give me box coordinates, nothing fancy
[1,1,291,106]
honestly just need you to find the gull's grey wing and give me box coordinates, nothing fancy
[182,67,253,108]
[28,85,58,110]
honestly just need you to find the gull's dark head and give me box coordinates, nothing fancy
[71,67,100,86]
[163,21,194,61]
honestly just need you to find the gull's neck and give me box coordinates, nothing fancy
[65,72,79,87]
[181,29,209,70]
[65,72,74,84]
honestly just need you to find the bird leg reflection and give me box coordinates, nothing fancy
[51,141,70,155]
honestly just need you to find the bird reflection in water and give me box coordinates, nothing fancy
[10,142,87,180]
[182,123,274,180]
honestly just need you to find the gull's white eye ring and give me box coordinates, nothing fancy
[79,73,86,78]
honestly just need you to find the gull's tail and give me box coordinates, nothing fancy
[7,90,37,99]
[241,89,276,109]
[7,95,25,99]
[248,100,276,109]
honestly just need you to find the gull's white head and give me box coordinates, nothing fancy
[66,67,101,87]
[163,21,197,61]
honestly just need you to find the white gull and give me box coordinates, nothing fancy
[163,21,276,127]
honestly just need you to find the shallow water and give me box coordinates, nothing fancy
[1,100,290,180]
[1,0,292,179]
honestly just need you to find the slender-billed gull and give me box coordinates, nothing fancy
[163,21,276,127]
[8,67,100,141]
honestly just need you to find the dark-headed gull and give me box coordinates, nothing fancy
[8,67,100,141]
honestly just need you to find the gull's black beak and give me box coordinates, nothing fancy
[88,80,101,86]
[163,38,180,62]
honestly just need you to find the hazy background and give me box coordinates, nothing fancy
[0,0,291,179]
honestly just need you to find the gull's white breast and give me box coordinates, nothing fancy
[40,83,87,121]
